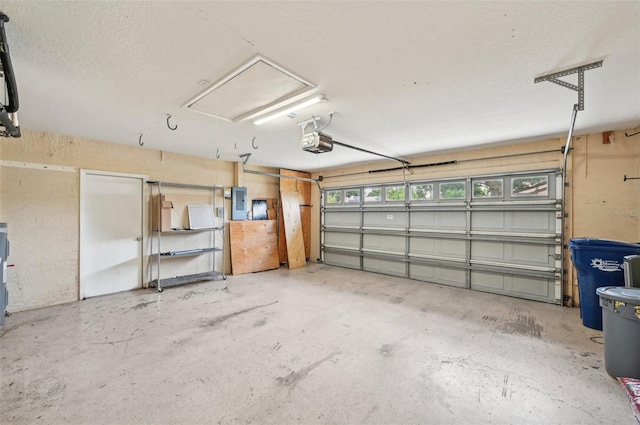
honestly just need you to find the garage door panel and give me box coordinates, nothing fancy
[410,211,465,231]
[511,211,554,233]
[471,271,554,301]
[325,211,360,227]
[410,264,466,288]
[410,211,435,228]
[325,251,360,269]
[472,211,504,230]
[363,234,405,254]
[511,243,553,266]
[438,211,466,229]
[325,232,359,250]
[511,276,553,298]
[472,210,554,234]
[363,211,407,228]
[471,271,505,291]
[410,237,466,259]
[471,241,554,269]
[471,240,504,261]
[363,257,405,277]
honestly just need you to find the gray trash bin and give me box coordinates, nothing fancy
[597,286,640,379]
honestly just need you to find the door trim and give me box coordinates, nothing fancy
[79,169,148,300]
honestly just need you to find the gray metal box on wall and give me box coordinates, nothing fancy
[0,223,9,326]
[232,187,248,220]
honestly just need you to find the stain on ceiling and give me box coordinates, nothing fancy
[1,1,638,171]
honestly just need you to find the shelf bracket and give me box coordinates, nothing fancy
[534,60,602,110]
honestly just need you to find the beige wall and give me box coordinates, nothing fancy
[310,128,640,306]
[569,132,640,240]
[1,128,638,311]
[0,129,278,312]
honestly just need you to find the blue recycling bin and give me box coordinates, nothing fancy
[569,238,640,330]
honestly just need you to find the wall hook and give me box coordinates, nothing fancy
[624,175,640,181]
[625,130,640,137]
[138,134,144,146]
[166,114,177,131]
[252,137,258,149]
[216,149,220,160]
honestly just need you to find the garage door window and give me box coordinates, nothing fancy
[364,187,381,202]
[345,189,361,203]
[473,179,503,198]
[327,190,342,204]
[439,181,465,199]
[411,184,434,201]
[386,185,406,202]
[512,176,548,197]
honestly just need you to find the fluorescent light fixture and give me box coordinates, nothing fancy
[254,95,327,125]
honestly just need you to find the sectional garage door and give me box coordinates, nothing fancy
[321,170,563,304]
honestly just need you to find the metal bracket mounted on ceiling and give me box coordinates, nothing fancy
[297,116,322,134]
[534,60,603,111]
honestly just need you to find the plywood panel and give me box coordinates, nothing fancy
[277,200,288,263]
[298,172,311,205]
[266,198,278,220]
[279,168,298,193]
[280,168,312,260]
[280,190,306,269]
[229,220,279,275]
[297,171,312,259]
[301,206,311,258]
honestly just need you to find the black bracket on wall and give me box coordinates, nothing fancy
[625,130,640,137]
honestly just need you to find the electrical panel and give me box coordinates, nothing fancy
[231,187,247,220]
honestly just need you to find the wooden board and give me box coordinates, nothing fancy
[280,190,306,269]
[229,220,279,275]
[280,169,312,260]
[301,206,311,259]
[279,168,298,194]
[297,171,312,259]
[266,198,278,220]
[277,199,288,263]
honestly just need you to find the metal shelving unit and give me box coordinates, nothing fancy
[148,181,226,292]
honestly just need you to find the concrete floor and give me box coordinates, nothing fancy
[0,263,635,424]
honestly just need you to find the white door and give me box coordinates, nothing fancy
[80,170,145,298]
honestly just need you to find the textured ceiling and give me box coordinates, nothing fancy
[1,1,639,171]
